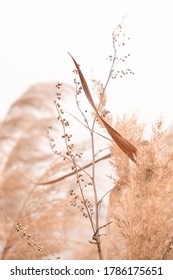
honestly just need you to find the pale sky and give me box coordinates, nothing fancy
[0,0,173,134]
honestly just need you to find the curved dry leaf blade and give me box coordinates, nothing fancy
[69,53,137,162]
[101,117,137,162]
[33,153,111,185]
[68,52,96,110]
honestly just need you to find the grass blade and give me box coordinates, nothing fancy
[68,53,137,162]
[68,52,96,110]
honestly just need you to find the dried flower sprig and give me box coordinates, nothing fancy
[4,211,45,259]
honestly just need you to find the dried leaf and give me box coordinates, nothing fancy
[69,53,137,162]
[100,117,137,162]
[68,52,96,110]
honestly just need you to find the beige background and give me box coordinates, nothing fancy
[0,0,173,134]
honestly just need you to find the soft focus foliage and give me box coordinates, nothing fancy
[0,82,173,260]
[0,82,111,259]
[103,117,173,259]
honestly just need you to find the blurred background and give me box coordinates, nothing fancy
[0,0,173,132]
